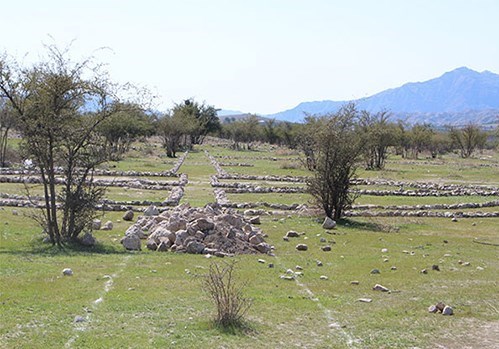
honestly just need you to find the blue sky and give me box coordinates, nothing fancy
[2,0,499,114]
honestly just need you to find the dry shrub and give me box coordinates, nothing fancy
[203,261,252,329]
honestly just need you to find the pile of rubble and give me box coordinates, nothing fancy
[120,203,272,256]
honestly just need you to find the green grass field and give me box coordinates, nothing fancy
[1,144,498,349]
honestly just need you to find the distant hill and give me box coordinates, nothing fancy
[266,67,499,126]
[217,109,243,117]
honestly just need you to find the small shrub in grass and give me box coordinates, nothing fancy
[203,261,252,330]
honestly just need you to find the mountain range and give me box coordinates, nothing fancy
[220,67,499,126]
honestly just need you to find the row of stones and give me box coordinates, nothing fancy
[345,210,499,218]
[0,174,187,210]
[0,150,189,178]
[210,175,304,193]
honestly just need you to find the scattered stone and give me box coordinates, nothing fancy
[316,260,323,267]
[358,298,372,303]
[432,264,440,271]
[268,263,274,268]
[74,316,86,323]
[322,217,337,230]
[381,248,388,253]
[296,244,308,251]
[255,242,271,253]
[258,259,266,264]
[320,275,328,280]
[451,217,458,222]
[421,269,428,274]
[12,210,18,216]
[286,230,300,238]
[476,266,484,271]
[92,219,101,230]
[123,210,134,221]
[280,275,294,280]
[428,305,438,313]
[391,266,397,271]
[295,265,303,270]
[102,221,113,231]
[350,281,360,285]
[443,240,449,243]
[462,261,471,266]
[442,305,454,315]
[322,245,332,252]
[372,284,390,292]
[320,237,326,243]
[383,258,389,262]
[80,232,96,247]
[436,302,446,312]
[62,268,73,276]
[370,268,381,275]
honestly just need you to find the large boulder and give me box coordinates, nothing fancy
[125,225,146,239]
[101,221,113,231]
[186,240,206,254]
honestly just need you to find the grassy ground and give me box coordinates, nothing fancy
[1,144,498,349]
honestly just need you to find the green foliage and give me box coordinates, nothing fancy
[97,103,155,160]
[448,123,487,158]
[304,103,364,219]
[0,44,120,244]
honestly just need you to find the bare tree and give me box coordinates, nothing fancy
[0,98,16,167]
[359,110,397,170]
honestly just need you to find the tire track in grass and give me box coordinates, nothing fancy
[64,255,131,348]
[273,254,358,348]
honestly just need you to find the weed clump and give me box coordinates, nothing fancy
[203,261,252,330]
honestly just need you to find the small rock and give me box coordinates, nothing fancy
[258,259,266,264]
[432,264,440,271]
[421,269,428,274]
[144,205,159,217]
[451,217,458,222]
[436,302,446,312]
[442,305,454,315]
[12,210,18,216]
[101,221,113,231]
[381,248,388,253]
[92,219,101,230]
[319,275,328,280]
[280,275,294,280]
[372,284,390,292]
[443,240,449,243]
[428,305,438,313]
[268,263,274,268]
[74,316,86,323]
[476,266,484,271]
[286,231,300,238]
[320,237,326,243]
[322,217,336,230]
[80,232,96,247]
[283,236,289,241]
[296,244,308,251]
[295,265,303,270]
[350,280,360,285]
[391,266,397,271]
[121,234,141,251]
[383,258,389,262]
[123,210,134,221]
[322,245,332,252]
[316,260,323,267]
[249,216,261,225]
[358,298,372,303]
[370,268,381,275]
[62,268,73,276]
[462,262,471,267]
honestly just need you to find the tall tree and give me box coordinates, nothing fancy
[304,104,364,220]
[0,98,16,167]
[172,99,220,145]
[359,110,397,170]
[448,123,487,158]
[0,45,121,245]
